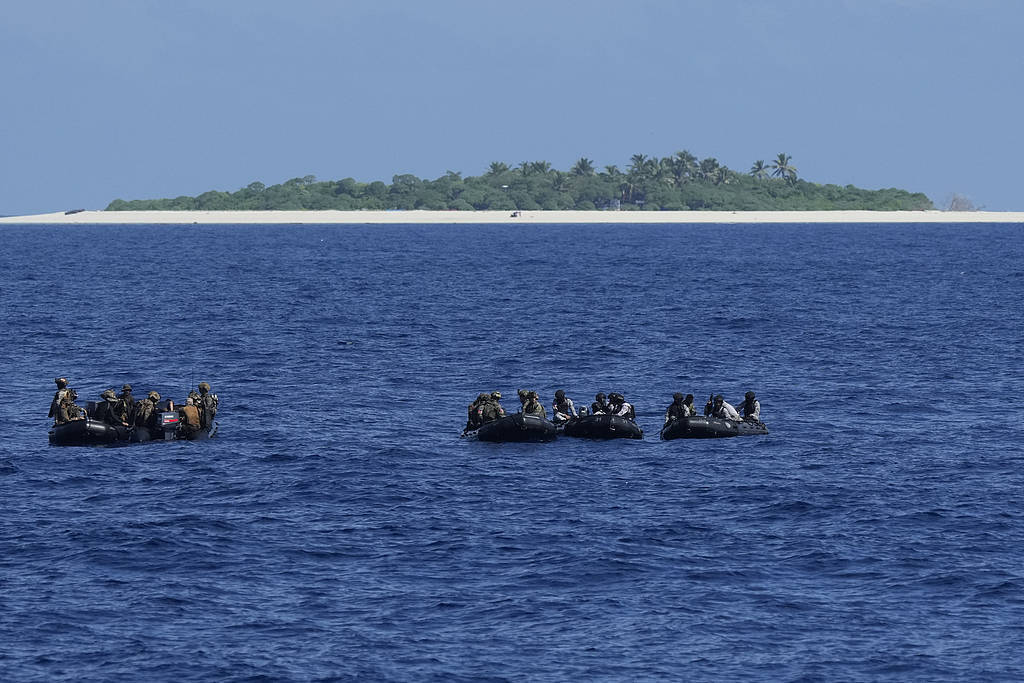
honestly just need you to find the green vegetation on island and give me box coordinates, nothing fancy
[106,152,933,212]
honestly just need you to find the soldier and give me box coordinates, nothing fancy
[522,391,547,418]
[664,393,696,424]
[608,393,636,421]
[134,391,161,429]
[196,381,218,429]
[94,389,129,427]
[55,388,84,424]
[738,391,761,422]
[464,393,490,433]
[118,384,136,425]
[49,377,70,421]
[551,389,577,424]
[480,391,506,424]
[591,392,609,415]
[179,396,201,437]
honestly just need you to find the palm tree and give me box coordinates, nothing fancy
[770,153,797,183]
[698,157,720,181]
[486,161,509,177]
[749,160,769,180]
[529,160,552,175]
[571,157,595,176]
[669,150,698,185]
[602,165,621,178]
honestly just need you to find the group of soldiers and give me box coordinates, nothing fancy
[664,391,762,424]
[48,377,219,435]
[464,388,762,433]
[463,388,639,433]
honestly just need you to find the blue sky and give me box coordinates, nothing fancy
[2,0,1022,214]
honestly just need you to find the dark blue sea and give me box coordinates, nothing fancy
[2,222,1023,681]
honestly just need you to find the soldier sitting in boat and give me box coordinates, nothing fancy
[664,393,696,424]
[591,392,609,415]
[551,389,578,424]
[133,391,161,429]
[53,388,84,425]
[464,393,490,433]
[481,391,506,423]
[93,389,129,427]
[608,393,636,421]
[178,396,202,437]
[737,391,761,423]
[118,384,136,424]
[707,394,740,420]
[522,391,547,419]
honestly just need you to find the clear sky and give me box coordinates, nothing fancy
[2,0,1022,215]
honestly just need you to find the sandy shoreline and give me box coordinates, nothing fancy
[2,209,1023,225]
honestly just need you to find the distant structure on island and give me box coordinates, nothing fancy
[106,151,934,213]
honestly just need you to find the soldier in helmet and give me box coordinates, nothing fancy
[480,391,506,424]
[551,389,577,424]
[178,396,201,437]
[94,389,129,427]
[522,391,546,418]
[118,384,136,425]
[608,393,636,421]
[464,393,490,433]
[54,387,84,424]
[49,377,70,421]
[664,392,696,423]
[134,391,161,429]
[738,391,761,422]
[591,392,609,415]
[196,381,218,429]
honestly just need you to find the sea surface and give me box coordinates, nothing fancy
[1,222,1023,682]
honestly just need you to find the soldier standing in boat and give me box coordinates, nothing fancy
[49,377,70,421]
[196,381,218,429]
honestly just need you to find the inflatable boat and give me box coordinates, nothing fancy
[474,413,558,443]
[49,410,217,447]
[561,413,643,440]
[660,416,768,440]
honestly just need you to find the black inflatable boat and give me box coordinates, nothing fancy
[49,411,216,447]
[660,416,768,440]
[561,413,643,440]
[474,413,558,443]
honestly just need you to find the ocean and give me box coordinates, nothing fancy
[1,222,1022,681]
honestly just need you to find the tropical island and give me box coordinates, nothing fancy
[106,152,934,212]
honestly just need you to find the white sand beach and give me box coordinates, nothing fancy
[2,209,1023,225]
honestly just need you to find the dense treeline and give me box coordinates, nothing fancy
[106,152,933,212]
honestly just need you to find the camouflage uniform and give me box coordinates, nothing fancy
[49,377,70,421]
[134,392,160,428]
[465,393,490,432]
[95,389,128,427]
[522,391,547,419]
[179,398,201,436]
[118,384,136,425]
[480,392,506,423]
[196,382,218,429]
[56,389,84,424]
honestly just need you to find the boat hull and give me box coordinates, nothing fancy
[476,413,557,443]
[660,416,768,440]
[561,414,643,440]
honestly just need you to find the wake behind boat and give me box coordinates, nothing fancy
[660,415,768,440]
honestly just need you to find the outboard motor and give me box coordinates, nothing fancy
[156,411,181,440]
